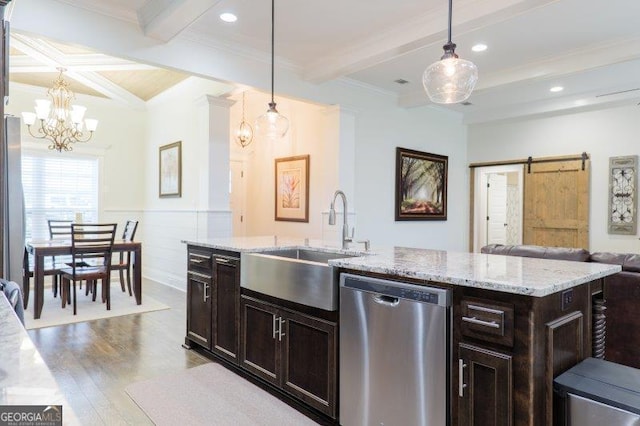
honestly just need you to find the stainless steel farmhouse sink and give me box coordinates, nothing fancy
[240,248,362,311]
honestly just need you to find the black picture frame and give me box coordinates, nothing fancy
[395,147,448,221]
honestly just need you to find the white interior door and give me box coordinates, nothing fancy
[487,173,508,245]
[473,165,524,252]
[229,160,246,236]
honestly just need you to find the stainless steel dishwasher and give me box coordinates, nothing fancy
[340,273,451,426]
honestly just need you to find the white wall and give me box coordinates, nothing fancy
[356,105,469,250]
[142,77,234,289]
[229,91,341,242]
[468,104,640,253]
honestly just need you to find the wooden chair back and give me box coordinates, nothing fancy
[48,219,73,239]
[122,220,139,242]
[69,223,117,275]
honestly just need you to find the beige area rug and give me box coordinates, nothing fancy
[125,363,319,426]
[24,284,169,330]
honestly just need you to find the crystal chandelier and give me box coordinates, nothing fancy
[21,68,98,152]
[235,92,254,148]
[423,0,478,104]
[255,0,289,139]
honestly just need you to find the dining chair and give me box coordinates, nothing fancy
[47,219,73,298]
[59,223,117,315]
[111,220,138,296]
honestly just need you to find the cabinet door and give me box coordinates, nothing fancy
[281,309,337,418]
[186,272,212,350]
[212,256,240,363]
[240,296,279,386]
[459,343,512,426]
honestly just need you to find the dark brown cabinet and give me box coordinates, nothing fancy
[186,271,212,349]
[211,255,240,363]
[240,295,337,418]
[458,343,512,426]
[185,246,240,364]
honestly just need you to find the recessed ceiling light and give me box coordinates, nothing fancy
[550,86,564,93]
[219,12,237,23]
[471,44,487,52]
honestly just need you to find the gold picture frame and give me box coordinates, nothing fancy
[275,155,309,222]
[159,141,182,198]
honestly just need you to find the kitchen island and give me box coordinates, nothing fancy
[182,237,620,425]
[330,246,620,426]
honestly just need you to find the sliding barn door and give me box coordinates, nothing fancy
[523,159,590,249]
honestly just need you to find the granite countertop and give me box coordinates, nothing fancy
[182,236,368,256]
[0,294,79,424]
[183,237,621,297]
[329,246,621,297]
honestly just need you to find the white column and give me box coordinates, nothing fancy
[195,94,235,238]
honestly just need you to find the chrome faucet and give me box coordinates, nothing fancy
[329,190,353,249]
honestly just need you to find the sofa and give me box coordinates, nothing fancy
[481,244,640,369]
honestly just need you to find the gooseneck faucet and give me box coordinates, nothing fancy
[329,190,353,249]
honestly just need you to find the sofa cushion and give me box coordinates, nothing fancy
[544,247,591,262]
[591,252,640,273]
[480,244,511,255]
[481,244,590,262]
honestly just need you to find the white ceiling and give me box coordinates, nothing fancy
[12,0,640,123]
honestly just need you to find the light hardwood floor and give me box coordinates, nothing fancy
[27,279,209,425]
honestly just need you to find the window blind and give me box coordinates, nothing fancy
[21,152,99,240]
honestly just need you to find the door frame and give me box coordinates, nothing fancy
[472,165,524,252]
[229,159,247,236]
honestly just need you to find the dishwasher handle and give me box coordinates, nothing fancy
[373,294,400,307]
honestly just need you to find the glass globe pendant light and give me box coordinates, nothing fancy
[255,0,289,139]
[423,0,478,104]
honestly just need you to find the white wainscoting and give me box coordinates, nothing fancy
[103,209,232,291]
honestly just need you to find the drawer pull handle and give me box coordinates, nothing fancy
[459,359,467,397]
[278,317,286,341]
[215,257,231,264]
[190,254,210,263]
[462,316,500,329]
[467,304,504,315]
[189,271,212,280]
[203,283,210,303]
[272,315,277,339]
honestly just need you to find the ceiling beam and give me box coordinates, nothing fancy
[11,33,147,108]
[10,53,158,73]
[303,0,557,84]
[137,0,221,42]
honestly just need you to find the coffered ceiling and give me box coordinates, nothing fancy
[9,0,640,122]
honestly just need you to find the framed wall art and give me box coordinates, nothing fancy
[275,155,309,222]
[608,155,637,235]
[159,141,182,198]
[395,147,448,221]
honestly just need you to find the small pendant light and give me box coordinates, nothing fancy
[235,92,254,148]
[423,0,478,104]
[255,0,289,139]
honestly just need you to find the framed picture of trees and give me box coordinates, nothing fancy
[395,147,448,220]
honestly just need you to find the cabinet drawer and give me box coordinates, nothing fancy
[188,250,213,272]
[460,299,514,347]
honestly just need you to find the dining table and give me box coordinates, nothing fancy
[24,239,142,319]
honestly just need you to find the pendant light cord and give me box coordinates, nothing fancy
[447,0,453,44]
[270,0,275,104]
